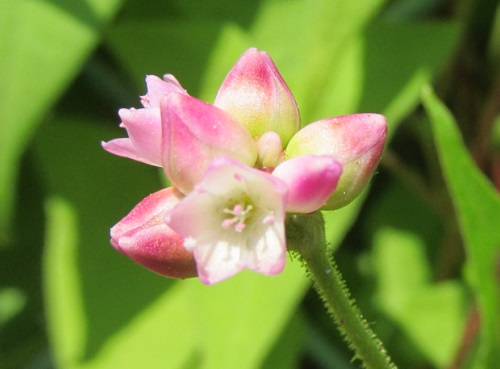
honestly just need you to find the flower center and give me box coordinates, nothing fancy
[221,203,253,232]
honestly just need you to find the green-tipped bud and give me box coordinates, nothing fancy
[214,48,300,147]
[285,114,387,209]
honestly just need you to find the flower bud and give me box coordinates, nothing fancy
[285,114,387,209]
[110,188,197,279]
[256,131,283,168]
[161,92,258,194]
[273,155,342,213]
[214,48,300,146]
[102,75,187,166]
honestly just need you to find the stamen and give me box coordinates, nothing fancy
[262,214,275,225]
[221,203,253,232]
[232,204,244,215]
[221,218,236,228]
[234,221,246,232]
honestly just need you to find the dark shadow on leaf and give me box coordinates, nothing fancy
[34,118,180,361]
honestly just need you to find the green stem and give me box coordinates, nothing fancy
[287,212,396,369]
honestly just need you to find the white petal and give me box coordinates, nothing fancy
[195,239,244,284]
[245,221,286,275]
[166,157,288,284]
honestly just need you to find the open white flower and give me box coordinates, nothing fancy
[165,156,287,284]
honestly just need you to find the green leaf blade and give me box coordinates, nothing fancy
[0,0,121,243]
[422,86,500,368]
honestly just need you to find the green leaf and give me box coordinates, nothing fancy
[261,314,305,369]
[323,193,368,252]
[106,19,223,95]
[422,86,500,369]
[373,228,466,367]
[0,288,26,327]
[187,260,307,369]
[366,180,466,367]
[360,21,459,130]
[37,117,181,369]
[43,197,87,368]
[0,0,121,243]
[304,19,458,138]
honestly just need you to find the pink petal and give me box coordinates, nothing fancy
[110,188,197,279]
[104,74,188,165]
[101,138,159,166]
[111,107,163,166]
[273,155,343,213]
[141,74,187,108]
[161,93,258,194]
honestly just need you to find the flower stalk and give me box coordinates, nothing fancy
[286,211,397,369]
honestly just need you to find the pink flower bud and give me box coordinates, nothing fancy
[256,131,283,168]
[273,155,343,213]
[214,48,300,146]
[110,188,197,279]
[285,114,387,209]
[102,75,186,166]
[161,92,258,194]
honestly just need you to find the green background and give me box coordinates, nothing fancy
[1,0,499,368]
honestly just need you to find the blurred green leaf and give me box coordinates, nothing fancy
[187,260,307,369]
[360,21,458,132]
[44,197,86,368]
[0,151,49,369]
[301,313,352,369]
[261,314,305,369]
[365,179,466,367]
[36,117,176,369]
[0,0,121,243]
[0,288,26,327]
[382,0,447,20]
[422,86,500,369]
[309,19,459,139]
[105,0,262,97]
[117,0,262,27]
[323,193,368,252]
[106,19,223,95]
[373,228,466,367]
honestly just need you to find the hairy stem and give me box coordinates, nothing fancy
[287,212,396,369]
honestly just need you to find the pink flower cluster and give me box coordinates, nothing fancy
[103,48,387,284]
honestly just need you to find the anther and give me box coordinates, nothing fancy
[221,203,253,232]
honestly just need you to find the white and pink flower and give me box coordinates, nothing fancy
[165,157,288,284]
[104,47,387,284]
